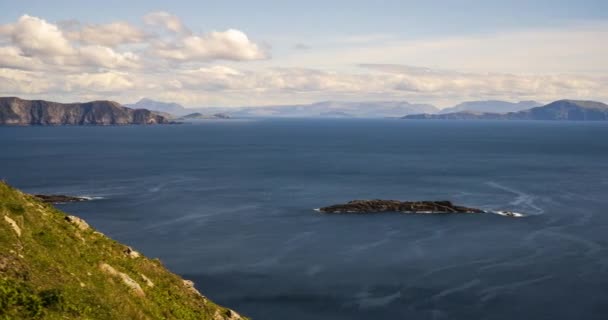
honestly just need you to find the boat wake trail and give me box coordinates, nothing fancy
[486,181,544,215]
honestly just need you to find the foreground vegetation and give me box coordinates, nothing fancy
[0,182,244,319]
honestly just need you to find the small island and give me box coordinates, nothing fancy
[318,200,485,214]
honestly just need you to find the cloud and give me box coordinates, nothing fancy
[132,65,607,107]
[143,11,189,34]
[0,46,43,70]
[273,22,608,84]
[78,45,140,69]
[66,21,147,47]
[65,72,134,92]
[2,15,74,57]
[293,43,311,50]
[151,29,268,62]
[358,64,607,105]
[0,68,51,94]
[0,13,604,107]
[0,15,146,71]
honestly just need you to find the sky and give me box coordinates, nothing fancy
[0,0,607,108]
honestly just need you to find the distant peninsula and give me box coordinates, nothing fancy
[0,97,172,125]
[404,100,608,121]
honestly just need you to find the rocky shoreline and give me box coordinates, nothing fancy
[318,200,485,214]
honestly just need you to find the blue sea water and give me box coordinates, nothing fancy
[2,119,608,319]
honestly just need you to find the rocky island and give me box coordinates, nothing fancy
[318,200,485,214]
[0,97,172,125]
[33,194,90,204]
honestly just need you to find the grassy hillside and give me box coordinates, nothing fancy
[0,182,245,319]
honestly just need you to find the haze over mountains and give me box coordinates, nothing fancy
[125,98,188,116]
[438,100,542,114]
[125,98,551,119]
[2,97,608,125]
[127,98,438,118]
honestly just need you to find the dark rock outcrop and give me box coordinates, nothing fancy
[0,97,171,125]
[33,194,89,204]
[403,99,608,121]
[319,200,485,214]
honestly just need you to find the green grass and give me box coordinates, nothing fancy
[0,182,245,319]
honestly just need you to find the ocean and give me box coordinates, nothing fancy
[2,119,608,319]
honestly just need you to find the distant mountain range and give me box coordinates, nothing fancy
[127,98,438,118]
[232,101,439,118]
[0,97,170,125]
[404,100,608,121]
[3,97,607,125]
[439,100,541,114]
[125,98,188,116]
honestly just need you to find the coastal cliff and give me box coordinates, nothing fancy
[0,182,245,319]
[0,97,171,125]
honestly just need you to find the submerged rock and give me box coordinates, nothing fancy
[318,200,485,214]
[33,194,89,204]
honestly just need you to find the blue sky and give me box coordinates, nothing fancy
[0,0,606,107]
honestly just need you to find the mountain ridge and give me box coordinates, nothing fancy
[404,99,608,121]
[127,98,439,118]
[439,100,541,114]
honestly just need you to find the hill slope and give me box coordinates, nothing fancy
[0,182,244,319]
[404,99,608,120]
[0,97,170,125]
[510,99,608,120]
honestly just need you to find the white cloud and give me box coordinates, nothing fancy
[0,12,605,107]
[143,11,188,34]
[4,15,74,57]
[0,68,51,94]
[0,15,143,71]
[152,29,268,62]
[66,72,134,92]
[0,46,43,70]
[78,45,140,69]
[67,21,147,47]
